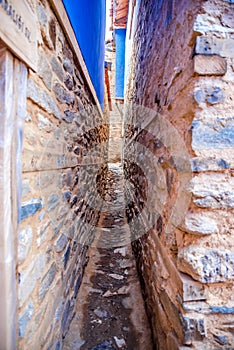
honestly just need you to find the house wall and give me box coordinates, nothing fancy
[17,1,108,349]
[123,0,234,348]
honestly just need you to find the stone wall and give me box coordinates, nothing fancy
[17,1,108,349]
[123,0,234,349]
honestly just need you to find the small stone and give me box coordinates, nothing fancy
[190,173,234,209]
[192,118,234,151]
[38,54,52,90]
[191,157,230,172]
[181,274,207,302]
[37,113,54,132]
[61,300,70,333]
[39,211,46,222]
[49,18,56,49]
[221,11,234,28]
[194,55,227,76]
[27,79,62,120]
[103,290,117,297]
[50,57,64,82]
[64,110,77,123]
[193,89,206,105]
[54,233,67,252]
[22,179,31,198]
[194,86,224,105]
[54,341,61,350]
[207,87,224,104]
[18,226,33,262]
[182,212,218,235]
[53,82,73,105]
[64,244,71,269]
[37,3,47,26]
[94,307,109,318]
[108,273,124,280]
[58,205,69,219]
[54,302,63,323]
[18,254,46,307]
[47,193,59,211]
[39,263,57,301]
[63,59,74,75]
[19,300,34,338]
[183,316,206,344]
[114,247,127,256]
[64,74,74,90]
[20,198,42,221]
[214,334,228,345]
[74,275,82,298]
[90,340,114,350]
[114,337,126,348]
[62,190,71,201]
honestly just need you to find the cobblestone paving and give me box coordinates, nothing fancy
[63,163,153,350]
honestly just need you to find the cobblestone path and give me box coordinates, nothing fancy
[63,163,153,350]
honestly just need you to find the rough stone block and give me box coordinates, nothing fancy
[37,113,54,132]
[18,254,46,307]
[221,11,234,28]
[213,334,228,345]
[27,79,62,120]
[64,244,71,269]
[178,246,234,283]
[19,300,34,338]
[22,179,31,198]
[53,82,74,105]
[54,233,67,252]
[74,275,82,298]
[63,59,74,75]
[39,263,57,302]
[194,55,227,76]
[37,3,47,26]
[192,117,234,150]
[61,300,70,334]
[64,74,74,90]
[191,157,230,172]
[64,110,78,123]
[55,341,61,350]
[20,198,43,221]
[18,226,33,262]
[182,212,218,235]
[50,57,64,82]
[193,86,224,105]
[38,54,53,90]
[196,36,234,58]
[190,173,234,209]
[183,316,206,345]
[180,274,207,302]
[47,193,60,212]
[62,190,71,202]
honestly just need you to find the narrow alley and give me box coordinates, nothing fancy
[63,36,153,346]
[63,164,152,349]
[0,1,233,350]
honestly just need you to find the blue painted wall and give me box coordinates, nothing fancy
[62,0,106,108]
[115,29,126,99]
